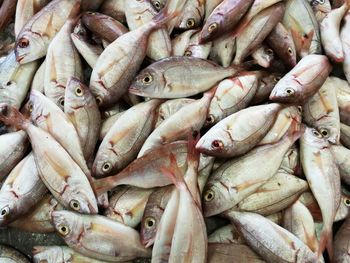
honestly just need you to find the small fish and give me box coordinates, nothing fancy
[129,56,240,99]
[51,210,151,261]
[0,244,30,263]
[251,45,275,68]
[15,0,81,64]
[269,55,332,104]
[197,104,282,157]
[176,0,205,30]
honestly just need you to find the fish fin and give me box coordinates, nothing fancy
[93,176,117,196]
[317,227,333,260]
[0,105,30,130]
[160,154,185,189]
[187,132,200,164]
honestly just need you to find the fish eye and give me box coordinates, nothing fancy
[320,128,329,137]
[297,106,302,113]
[58,98,65,107]
[153,1,161,10]
[58,224,70,236]
[75,87,84,97]
[28,102,33,112]
[312,129,322,138]
[184,50,192,56]
[204,190,215,201]
[344,198,350,207]
[69,200,81,211]
[206,114,215,124]
[285,88,295,96]
[96,96,103,105]
[86,11,95,15]
[144,217,156,228]
[0,206,10,217]
[186,18,195,28]
[18,37,29,48]
[274,76,281,82]
[288,47,294,55]
[211,140,223,149]
[6,81,13,86]
[208,23,218,33]
[102,162,112,172]
[142,74,153,84]
[266,48,274,55]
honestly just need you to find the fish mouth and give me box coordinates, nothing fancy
[142,238,154,248]
[15,54,25,63]
[128,86,142,95]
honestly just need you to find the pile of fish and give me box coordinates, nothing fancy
[1,0,350,262]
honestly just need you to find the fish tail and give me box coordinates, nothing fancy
[0,105,30,131]
[317,227,333,261]
[160,153,185,189]
[187,132,200,166]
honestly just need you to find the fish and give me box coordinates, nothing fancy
[251,45,275,68]
[320,3,348,62]
[200,0,254,43]
[14,0,50,37]
[93,99,162,178]
[208,31,236,67]
[278,145,300,174]
[81,11,128,43]
[0,106,98,214]
[303,77,340,144]
[331,144,350,185]
[10,194,63,233]
[0,130,29,181]
[0,153,47,227]
[250,71,283,105]
[176,0,205,30]
[283,0,321,57]
[300,127,341,258]
[269,55,332,104]
[225,211,318,263]
[99,0,126,23]
[341,10,350,84]
[44,18,83,109]
[138,90,214,157]
[104,186,153,228]
[333,76,350,125]
[266,22,297,68]
[33,246,110,263]
[0,244,30,263]
[184,31,213,59]
[208,224,243,244]
[129,56,240,98]
[0,50,38,109]
[340,122,350,148]
[207,72,259,125]
[89,2,182,107]
[0,0,17,32]
[197,104,282,157]
[15,0,81,64]
[334,218,350,263]
[202,125,300,216]
[51,210,151,261]
[307,0,332,22]
[233,3,285,65]
[31,59,45,93]
[204,0,224,20]
[64,77,101,163]
[99,112,125,141]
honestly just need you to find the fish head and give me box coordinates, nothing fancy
[67,189,99,214]
[140,208,161,248]
[269,78,302,103]
[92,148,119,178]
[301,126,329,148]
[129,68,163,97]
[51,211,84,244]
[32,246,63,263]
[27,90,48,124]
[315,123,340,145]
[335,193,350,221]
[202,183,230,217]
[0,195,16,227]
[66,77,94,108]
[199,14,222,43]
[178,9,203,30]
[196,129,232,157]
[15,31,46,64]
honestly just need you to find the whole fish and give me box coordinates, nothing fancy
[0,153,47,227]
[104,186,153,228]
[44,18,83,109]
[300,127,341,258]
[202,126,300,216]
[64,77,101,163]
[33,246,110,263]
[14,0,50,37]
[341,11,350,84]
[233,3,285,65]
[141,185,173,248]
[266,22,297,68]
[225,211,318,263]
[207,243,266,263]
[15,0,81,64]
[283,200,319,253]
[52,210,151,261]
[0,130,29,181]
[176,0,205,30]
[340,122,350,148]
[138,90,214,157]
[250,71,283,105]
[0,106,98,214]
[89,3,181,107]
[320,4,348,62]
[302,77,340,144]
[93,99,162,178]
[10,194,63,233]
[0,245,30,263]
[207,72,258,125]
[81,12,128,43]
[0,51,38,109]
[155,98,195,128]
[269,55,332,104]
[200,0,254,43]
[251,45,275,68]
[129,56,240,98]
[283,0,321,57]
[197,104,282,158]
[125,0,172,61]
[334,218,350,263]
[99,0,126,23]
[208,224,243,244]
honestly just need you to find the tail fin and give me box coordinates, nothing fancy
[187,132,200,167]
[160,153,186,189]
[0,104,30,131]
[317,227,333,261]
